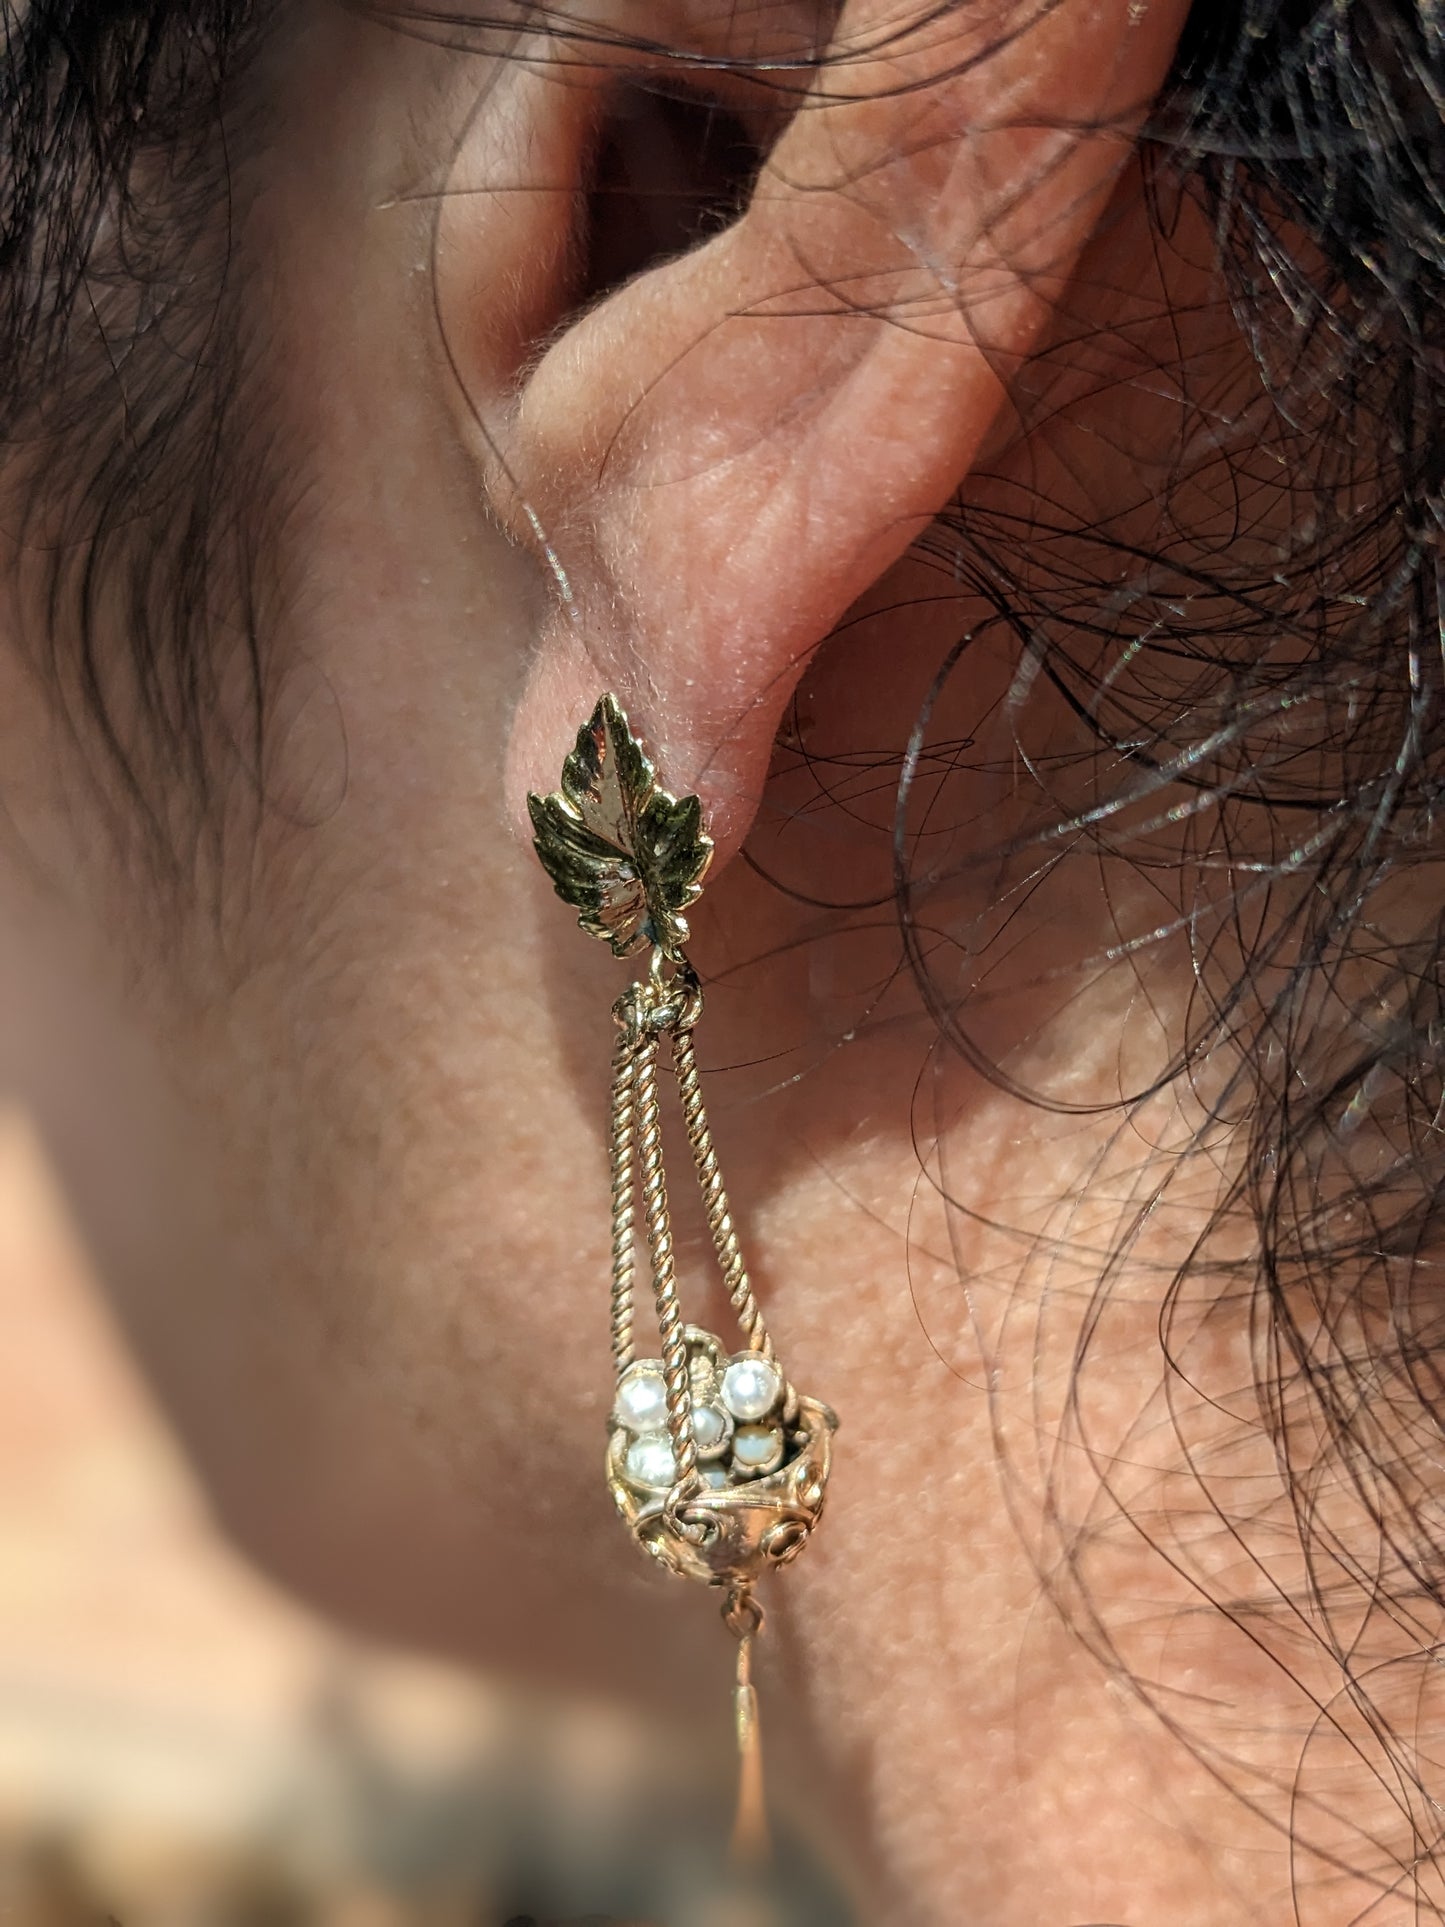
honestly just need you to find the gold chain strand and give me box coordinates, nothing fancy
[632,1027,701,1498]
[671,1015,775,1363]
[608,1025,640,1372]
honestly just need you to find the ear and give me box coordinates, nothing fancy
[439,0,1189,858]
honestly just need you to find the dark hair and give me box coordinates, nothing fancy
[0,0,276,884]
[5,0,1445,1909]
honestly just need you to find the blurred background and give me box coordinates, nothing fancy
[0,1111,851,1927]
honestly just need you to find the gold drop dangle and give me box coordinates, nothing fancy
[528,693,837,1860]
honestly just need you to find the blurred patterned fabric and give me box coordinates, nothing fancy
[0,1113,847,1927]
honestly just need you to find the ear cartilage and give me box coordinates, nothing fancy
[528,691,838,1867]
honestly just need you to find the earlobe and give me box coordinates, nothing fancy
[439,0,1190,861]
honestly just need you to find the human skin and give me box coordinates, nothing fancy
[0,1,1420,1920]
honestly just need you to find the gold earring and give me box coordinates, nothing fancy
[528,693,837,1867]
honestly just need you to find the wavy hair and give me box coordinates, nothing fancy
[3,0,1445,1912]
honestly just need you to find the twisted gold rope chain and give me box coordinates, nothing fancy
[631,1028,700,1497]
[608,957,785,1496]
[671,1021,774,1362]
[607,1026,639,1370]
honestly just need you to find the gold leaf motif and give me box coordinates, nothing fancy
[527,693,713,959]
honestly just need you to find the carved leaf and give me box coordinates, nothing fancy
[527,693,713,959]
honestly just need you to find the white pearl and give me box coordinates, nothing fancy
[624,1431,677,1490]
[614,1364,669,1434]
[732,1423,784,1473]
[701,1463,730,1490]
[691,1403,732,1456]
[721,1355,782,1422]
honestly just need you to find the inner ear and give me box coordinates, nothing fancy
[573,80,766,314]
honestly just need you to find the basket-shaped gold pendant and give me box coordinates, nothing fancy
[607,1326,836,1586]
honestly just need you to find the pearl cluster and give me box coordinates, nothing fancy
[613,1347,787,1493]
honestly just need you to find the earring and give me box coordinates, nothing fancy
[528,693,837,1866]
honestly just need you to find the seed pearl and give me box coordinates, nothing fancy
[701,1463,730,1490]
[691,1403,732,1456]
[624,1431,678,1490]
[613,1365,669,1434]
[732,1423,784,1473]
[721,1355,782,1422]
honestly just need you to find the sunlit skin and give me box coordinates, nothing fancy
[0,2,1419,1920]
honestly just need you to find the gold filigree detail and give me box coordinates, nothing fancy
[607,1326,837,1589]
